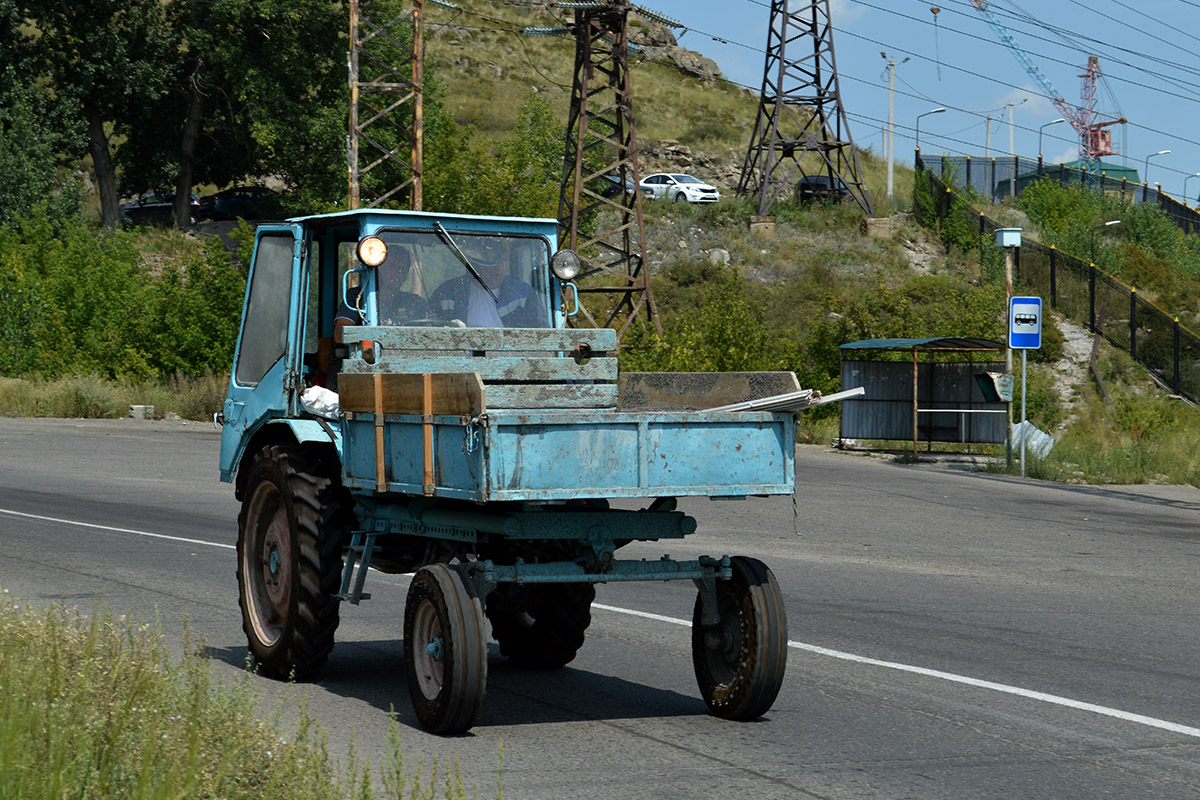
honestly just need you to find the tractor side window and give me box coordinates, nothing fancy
[235,234,294,386]
[303,238,321,364]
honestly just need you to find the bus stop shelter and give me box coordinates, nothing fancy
[839,337,1007,452]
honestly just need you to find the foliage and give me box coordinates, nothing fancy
[913,163,979,257]
[0,591,489,799]
[1018,179,1200,295]
[621,265,791,373]
[0,210,244,381]
[0,67,81,227]
[425,92,562,219]
[0,373,228,420]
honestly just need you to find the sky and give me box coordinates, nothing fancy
[641,0,1200,203]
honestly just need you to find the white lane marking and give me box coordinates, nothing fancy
[0,508,235,550]
[593,602,1200,739]
[8,509,1197,740]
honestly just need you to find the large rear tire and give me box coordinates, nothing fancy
[485,582,595,669]
[236,444,346,680]
[405,564,488,734]
[692,556,788,720]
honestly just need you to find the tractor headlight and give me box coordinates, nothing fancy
[357,235,388,267]
[551,249,582,280]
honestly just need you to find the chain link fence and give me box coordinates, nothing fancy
[914,153,1200,404]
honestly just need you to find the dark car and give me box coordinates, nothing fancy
[593,174,639,199]
[120,192,201,225]
[197,186,283,221]
[795,175,849,203]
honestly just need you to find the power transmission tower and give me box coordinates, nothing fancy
[349,0,424,210]
[556,0,662,339]
[737,0,873,217]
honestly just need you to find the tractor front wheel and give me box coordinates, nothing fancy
[692,556,788,720]
[485,582,595,669]
[405,564,488,734]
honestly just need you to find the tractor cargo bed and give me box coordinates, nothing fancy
[339,408,795,502]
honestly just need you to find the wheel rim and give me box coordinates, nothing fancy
[701,591,745,684]
[244,482,291,647]
[411,599,445,701]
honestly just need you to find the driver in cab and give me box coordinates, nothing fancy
[334,247,429,343]
[429,238,546,328]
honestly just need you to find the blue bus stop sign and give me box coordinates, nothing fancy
[1009,296,1042,349]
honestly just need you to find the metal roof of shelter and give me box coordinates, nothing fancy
[839,337,1004,352]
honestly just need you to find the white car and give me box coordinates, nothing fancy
[639,173,721,204]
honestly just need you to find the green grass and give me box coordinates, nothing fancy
[0,591,493,800]
[0,373,226,421]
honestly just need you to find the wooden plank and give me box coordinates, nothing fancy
[343,325,618,353]
[339,373,486,415]
[619,371,802,411]
[485,383,618,409]
[422,373,434,496]
[373,373,385,492]
[348,356,617,383]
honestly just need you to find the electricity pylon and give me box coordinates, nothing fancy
[737,0,873,217]
[555,0,662,339]
[349,0,424,210]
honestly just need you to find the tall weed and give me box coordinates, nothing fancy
[0,591,490,799]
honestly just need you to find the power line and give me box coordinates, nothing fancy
[449,1,1200,182]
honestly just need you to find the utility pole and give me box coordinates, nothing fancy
[1008,99,1015,197]
[885,54,895,205]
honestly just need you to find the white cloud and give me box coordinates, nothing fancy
[1050,146,1078,165]
[990,86,1055,122]
[830,0,869,26]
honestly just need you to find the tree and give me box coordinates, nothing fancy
[14,0,349,227]
[15,0,177,227]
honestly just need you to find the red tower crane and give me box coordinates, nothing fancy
[971,1,1124,169]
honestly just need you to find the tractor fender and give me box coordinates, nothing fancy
[230,417,342,500]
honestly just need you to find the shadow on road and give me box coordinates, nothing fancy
[203,638,708,731]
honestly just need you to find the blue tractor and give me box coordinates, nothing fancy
[219,208,801,733]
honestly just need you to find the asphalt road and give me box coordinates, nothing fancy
[2,417,1199,799]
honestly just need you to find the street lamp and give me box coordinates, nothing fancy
[915,107,945,151]
[1143,150,1171,184]
[1091,220,1121,264]
[1038,118,1065,157]
[1185,172,1200,206]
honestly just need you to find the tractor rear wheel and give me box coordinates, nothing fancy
[692,556,788,720]
[485,582,595,669]
[237,444,346,680]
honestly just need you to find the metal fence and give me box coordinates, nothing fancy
[919,153,1200,236]
[914,154,1200,404]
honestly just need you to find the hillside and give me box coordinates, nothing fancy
[420,6,1200,485]
[424,6,909,209]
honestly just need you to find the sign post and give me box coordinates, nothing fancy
[996,228,1022,467]
[1008,295,1043,476]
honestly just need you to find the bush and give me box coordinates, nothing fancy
[0,210,245,382]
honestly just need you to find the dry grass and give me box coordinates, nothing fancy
[0,373,227,421]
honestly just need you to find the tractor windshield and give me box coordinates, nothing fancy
[369,230,552,328]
